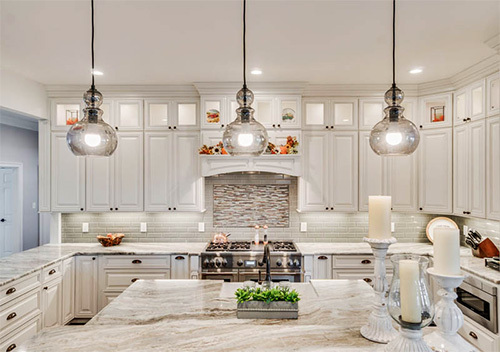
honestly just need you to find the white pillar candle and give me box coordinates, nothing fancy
[433,227,461,276]
[368,196,392,239]
[400,259,422,323]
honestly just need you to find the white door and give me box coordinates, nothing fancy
[298,131,329,211]
[62,257,75,324]
[486,73,499,117]
[486,117,500,220]
[359,131,385,211]
[114,133,144,211]
[313,255,332,279]
[454,89,468,126]
[359,98,384,130]
[418,128,452,213]
[75,256,98,318]
[453,124,469,215]
[86,157,113,211]
[171,255,189,279]
[0,167,22,257]
[51,133,85,212]
[144,132,173,211]
[332,99,358,130]
[386,154,418,212]
[469,80,486,122]
[468,120,486,218]
[330,132,358,211]
[254,96,276,128]
[42,278,62,328]
[173,132,204,211]
[114,100,143,131]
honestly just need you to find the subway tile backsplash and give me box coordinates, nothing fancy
[61,174,500,244]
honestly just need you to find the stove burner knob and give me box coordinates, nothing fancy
[222,259,228,267]
[287,259,294,267]
[209,259,215,268]
[293,259,300,267]
[237,259,244,267]
[215,258,221,267]
[203,259,210,268]
[276,259,282,267]
[258,260,264,267]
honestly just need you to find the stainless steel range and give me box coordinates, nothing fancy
[201,241,302,283]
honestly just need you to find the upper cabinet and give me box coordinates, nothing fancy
[486,116,500,220]
[201,95,230,130]
[254,95,301,129]
[418,93,453,129]
[486,72,500,117]
[303,98,358,130]
[113,100,144,131]
[50,99,85,131]
[359,98,384,130]
[145,99,199,130]
[454,79,486,126]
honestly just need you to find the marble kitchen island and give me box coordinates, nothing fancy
[20,279,381,352]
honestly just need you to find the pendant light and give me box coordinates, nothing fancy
[369,0,419,156]
[67,0,118,157]
[222,0,268,156]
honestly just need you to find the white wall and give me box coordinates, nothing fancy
[0,124,39,250]
[0,68,47,119]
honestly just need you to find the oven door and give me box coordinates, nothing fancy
[238,270,302,283]
[201,271,238,282]
[456,281,497,333]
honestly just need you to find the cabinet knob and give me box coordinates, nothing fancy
[168,207,172,211]
[325,207,329,210]
[419,125,423,129]
[92,257,96,260]
[6,312,17,321]
[173,207,176,211]
[330,207,334,210]
[132,259,142,264]
[43,286,48,290]
[419,207,423,211]
[221,124,225,128]
[168,126,172,129]
[361,259,371,265]
[110,208,113,211]
[272,124,276,128]
[330,126,334,129]
[318,256,328,260]
[80,208,84,211]
[115,126,119,130]
[175,256,185,260]
[469,331,478,339]
[0,218,5,222]
[5,287,16,295]
[363,278,372,283]
[6,343,16,352]
[173,126,177,129]
[326,126,329,129]
[277,124,281,128]
[131,278,139,283]
[115,208,118,211]
[48,269,56,275]
[463,118,467,122]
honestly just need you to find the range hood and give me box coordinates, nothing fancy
[200,155,301,177]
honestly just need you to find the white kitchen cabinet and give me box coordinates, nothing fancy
[0,315,41,352]
[277,96,301,129]
[329,131,358,211]
[61,258,74,325]
[486,116,500,220]
[171,255,190,279]
[50,98,84,131]
[201,131,223,147]
[145,99,199,130]
[144,132,173,211]
[303,98,328,129]
[189,255,200,280]
[359,131,385,211]
[41,277,62,329]
[75,256,98,318]
[38,120,51,212]
[201,96,229,130]
[486,72,499,117]
[302,98,357,130]
[313,255,332,279]
[418,128,453,213]
[418,93,453,129]
[453,120,486,217]
[359,98,384,130]
[50,132,85,212]
[113,99,143,131]
[254,95,301,130]
[254,96,276,127]
[86,156,114,211]
[454,79,486,126]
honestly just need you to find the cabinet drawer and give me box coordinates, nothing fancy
[101,256,170,269]
[0,315,40,352]
[101,270,170,291]
[0,274,40,307]
[333,255,391,269]
[459,317,497,352]
[0,291,40,335]
[41,262,62,283]
[332,270,393,287]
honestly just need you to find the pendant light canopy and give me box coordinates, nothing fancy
[223,0,268,156]
[369,0,419,156]
[67,0,117,157]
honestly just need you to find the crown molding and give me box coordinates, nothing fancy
[303,83,421,97]
[486,34,500,53]
[449,54,500,89]
[193,81,308,95]
[45,84,199,98]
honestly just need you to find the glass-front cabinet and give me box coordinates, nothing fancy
[453,79,486,126]
[303,98,358,130]
[145,99,198,130]
[418,93,452,129]
[359,98,383,130]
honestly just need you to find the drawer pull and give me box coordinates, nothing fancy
[6,343,16,352]
[361,259,371,265]
[131,278,139,283]
[363,278,372,283]
[48,269,56,275]
[175,256,185,260]
[132,260,142,264]
[5,287,16,295]
[468,331,478,340]
[6,312,17,321]
[318,256,328,260]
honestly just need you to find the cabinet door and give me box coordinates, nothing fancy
[175,100,199,130]
[330,132,358,211]
[171,255,189,279]
[470,80,486,121]
[469,120,486,218]
[254,96,276,128]
[486,117,500,220]
[201,96,227,129]
[270,130,302,154]
[486,73,499,117]
[453,124,469,215]
[419,93,452,129]
[42,278,62,329]
[332,99,358,130]
[61,258,75,324]
[386,153,418,212]
[201,131,223,147]
[359,98,384,130]
[359,131,385,211]
[173,132,204,211]
[302,99,329,130]
[298,132,329,211]
[454,89,468,126]
[75,256,98,318]
[277,96,301,128]
[418,128,452,213]
[144,100,171,129]
[144,132,173,211]
[114,100,143,130]
[114,133,144,211]
[313,255,332,279]
[86,156,113,211]
[51,133,85,212]
[50,99,84,131]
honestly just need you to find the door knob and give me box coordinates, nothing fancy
[0,218,5,222]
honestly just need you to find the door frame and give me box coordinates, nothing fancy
[0,162,23,256]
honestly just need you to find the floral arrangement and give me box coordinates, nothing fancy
[199,141,228,155]
[265,136,299,155]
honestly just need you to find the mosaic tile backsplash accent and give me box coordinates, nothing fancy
[213,184,289,228]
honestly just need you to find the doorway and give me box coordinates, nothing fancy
[0,163,23,257]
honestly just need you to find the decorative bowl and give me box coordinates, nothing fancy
[97,233,125,247]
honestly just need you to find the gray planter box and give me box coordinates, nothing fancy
[237,301,298,319]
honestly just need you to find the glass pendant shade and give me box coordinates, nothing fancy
[369,86,420,156]
[67,88,118,156]
[223,87,268,156]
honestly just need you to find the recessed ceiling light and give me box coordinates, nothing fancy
[250,69,262,75]
[409,68,423,74]
[91,69,103,75]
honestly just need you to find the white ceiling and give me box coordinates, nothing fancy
[1,0,499,86]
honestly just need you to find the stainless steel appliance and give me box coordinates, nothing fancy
[201,241,302,283]
[456,276,498,333]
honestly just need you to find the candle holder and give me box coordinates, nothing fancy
[360,236,398,343]
[423,268,477,352]
[385,254,435,352]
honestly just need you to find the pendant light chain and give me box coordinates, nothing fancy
[242,0,247,89]
[392,0,396,88]
[91,0,95,90]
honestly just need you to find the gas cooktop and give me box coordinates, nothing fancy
[205,241,298,253]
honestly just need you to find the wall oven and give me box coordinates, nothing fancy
[456,278,497,333]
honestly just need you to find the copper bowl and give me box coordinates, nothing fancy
[97,233,125,247]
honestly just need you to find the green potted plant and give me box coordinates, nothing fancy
[235,285,300,319]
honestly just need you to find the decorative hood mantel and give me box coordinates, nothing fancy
[200,154,301,177]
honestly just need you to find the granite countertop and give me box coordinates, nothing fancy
[0,243,207,287]
[20,279,382,352]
